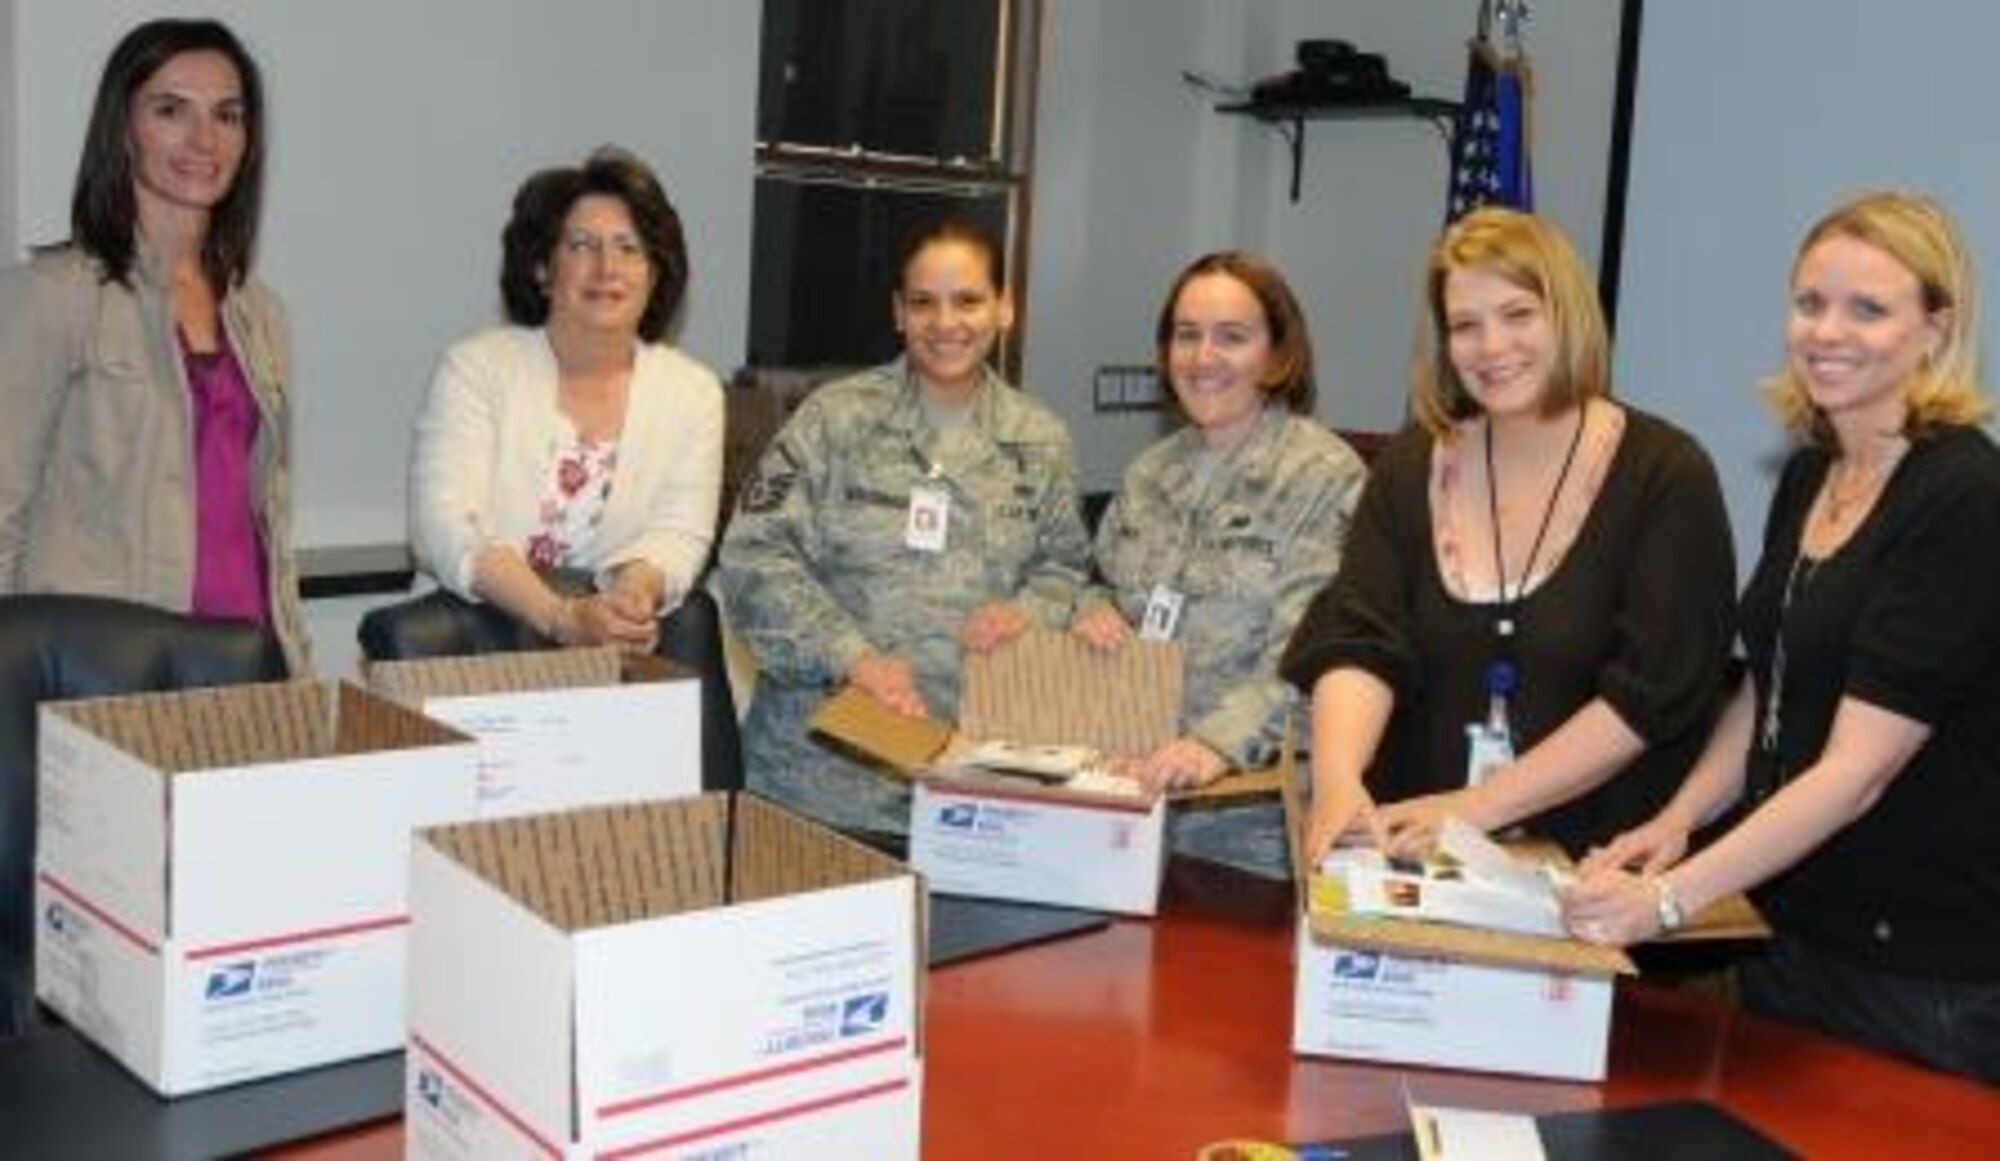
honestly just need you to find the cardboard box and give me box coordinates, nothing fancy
[1286,777,1768,1081]
[813,631,1277,915]
[406,794,922,1160]
[34,681,480,1095]
[367,647,702,816]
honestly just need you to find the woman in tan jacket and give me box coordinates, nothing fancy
[0,18,307,672]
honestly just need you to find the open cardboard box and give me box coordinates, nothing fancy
[810,630,1283,915]
[34,680,480,1095]
[1283,767,1769,1081]
[366,646,702,817]
[405,793,922,1160]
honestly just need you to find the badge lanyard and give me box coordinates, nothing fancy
[1752,550,1813,801]
[905,457,951,553]
[1473,405,1587,781]
[1141,445,1233,641]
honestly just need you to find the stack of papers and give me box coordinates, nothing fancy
[1316,818,1567,938]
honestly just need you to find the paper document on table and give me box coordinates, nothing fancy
[1316,817,1564,937]
[1411,1103,1546,1161]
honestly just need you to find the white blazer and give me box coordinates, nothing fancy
[410,325,724,603]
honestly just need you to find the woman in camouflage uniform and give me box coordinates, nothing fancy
[717,219,1091,840]
[1073,252,1368,876]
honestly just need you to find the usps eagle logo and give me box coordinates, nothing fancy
[840,991,890,1036]
[1333,951,1383,981]
[937,803,978,829]
[205,961,256,999]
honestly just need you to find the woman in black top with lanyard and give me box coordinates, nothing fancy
[1281,208,1735,863]
[1566,191,2000,1083]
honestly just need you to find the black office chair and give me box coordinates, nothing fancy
[356,585,742,795]
[0,595,287,1039]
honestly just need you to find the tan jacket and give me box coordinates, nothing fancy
[0,247,309,673]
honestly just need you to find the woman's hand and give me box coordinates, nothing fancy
[1373,789,1488,861]
[847,649,929,718]
[1129,737,1230,794]
[1579,816,1692,878]
[1069,602,1133,651]
[1305,779,1386,865]
[559,592,658,653]
[1560,869,1664,946]
[960,600,1031,654]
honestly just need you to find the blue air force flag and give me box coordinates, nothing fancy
[1446,41,1533,220]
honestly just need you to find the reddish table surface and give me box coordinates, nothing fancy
[273,864,1999,1158]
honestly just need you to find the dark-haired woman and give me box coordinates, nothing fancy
[1071,252,1367,876]
[717,218,1092,839]
[410,147,722,651]
[0,18,308,670]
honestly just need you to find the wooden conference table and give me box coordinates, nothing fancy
[272,861,1995,1159]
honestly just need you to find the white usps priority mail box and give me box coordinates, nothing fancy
[1283,781,1632,1080]
[1291,917,1621,1081]
[406,793,922,1160]
[908,779,1167,916]
[367,647,702,816]
[811,631,1282,916]
[34,681,479,1096]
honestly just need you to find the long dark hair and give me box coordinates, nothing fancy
[70,18,267,292]
[499,146,689,342]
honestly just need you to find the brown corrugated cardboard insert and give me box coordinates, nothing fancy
[809,630,1280,801]
[365,645,690,706]
[48,680,469,774]
[957,631,1180,753]
[419,794,908,934]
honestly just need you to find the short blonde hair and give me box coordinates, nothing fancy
[1412,208,1610,436]
[1765,189,1988,446]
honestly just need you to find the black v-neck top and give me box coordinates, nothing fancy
[1283,409,1736,855]
[1741,424,2000,979]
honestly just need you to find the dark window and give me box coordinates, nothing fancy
[758,0,1002,160]
[750,0,1035,373]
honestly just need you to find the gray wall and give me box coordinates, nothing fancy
[0,1,16,261]
[1613,0,2000,571]
[1025,0,1624,489]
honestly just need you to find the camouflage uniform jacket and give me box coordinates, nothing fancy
[716,359,1092,833]
[1087,408,1366,768]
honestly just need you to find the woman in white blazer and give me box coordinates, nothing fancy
[410,147,723,651]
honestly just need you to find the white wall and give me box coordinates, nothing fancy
[5,2,1630,519]
[1023,0,1230,490]
[5,0,758,548]
[1025,0,1626,488]
[1258,0,1619,434]
[1613,0,2000,570]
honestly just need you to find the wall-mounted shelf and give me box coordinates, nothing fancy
[1218,97,1459,203]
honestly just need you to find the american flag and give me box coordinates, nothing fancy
[1446,39,1533,220]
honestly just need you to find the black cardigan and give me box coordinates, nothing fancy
[1281,409,1737,856]
[1742,425,2000,981]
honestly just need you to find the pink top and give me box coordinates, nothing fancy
[182,327,269,627]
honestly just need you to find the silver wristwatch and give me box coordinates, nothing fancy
[1652,877,1686,933]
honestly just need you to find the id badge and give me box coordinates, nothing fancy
[1139,584,1185,641]
[1463,721,1515,787]
[904,486,950,552]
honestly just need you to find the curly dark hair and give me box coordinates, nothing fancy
[71,18,267,292]
[499,146,689,342]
